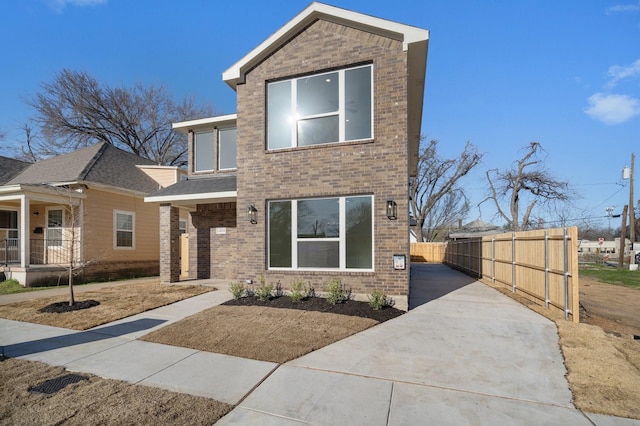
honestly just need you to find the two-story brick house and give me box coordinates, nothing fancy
[146,2,429,309]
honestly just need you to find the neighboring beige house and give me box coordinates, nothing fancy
[0,143,185,286]
[146,3,429,307]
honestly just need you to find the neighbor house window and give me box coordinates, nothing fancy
[267,64,373,149]
[114,210,135,249]
[0,210,18,240]
[46,208,63,248]
[194,127,237,172]
[268,195,373,270]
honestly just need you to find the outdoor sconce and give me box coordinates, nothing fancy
[386,199,397,220]
[33,211,39,216]
[247,204,257,224]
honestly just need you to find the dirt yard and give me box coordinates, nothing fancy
[0,282,212,330]
[579,275,640,337]
[140,296,402,363]
[0,358,232,425]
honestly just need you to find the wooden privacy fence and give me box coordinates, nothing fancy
[412,227,580,322]
[447,227,579,322]
[410,242,447,262]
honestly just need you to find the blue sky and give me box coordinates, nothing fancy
[1,0,639,228]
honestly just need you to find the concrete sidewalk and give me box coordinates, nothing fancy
[1,265,638,425]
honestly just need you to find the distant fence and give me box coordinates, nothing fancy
[410,242,447,262]
[411,227,580,322]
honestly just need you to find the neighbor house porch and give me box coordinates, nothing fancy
[0,184,84,286]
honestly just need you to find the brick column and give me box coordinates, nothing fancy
[159,203,180,283]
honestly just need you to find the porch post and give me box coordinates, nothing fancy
[19,195,30,268]
[159,203,180,283]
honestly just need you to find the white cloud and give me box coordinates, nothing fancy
[584,93,640,124]
[606,2,640,14]
[606,58,640,88]
[49,0,107,12]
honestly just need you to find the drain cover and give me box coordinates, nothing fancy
[28,374,89,395]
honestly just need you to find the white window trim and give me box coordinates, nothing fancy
[193,130,215,173]
[217,126,238,171]
[46,206,64,249]
[268,195,374,272]
[113,210,135,250]
[0,207,19,239]
[268,64,374,150]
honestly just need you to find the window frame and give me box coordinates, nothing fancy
[46,207,64,249]
[113,210,135,250]
[193,127,237,173]
[267,64,374,150]
[267,195,374,272]
[0,208,19,240]
[217,126,237,170]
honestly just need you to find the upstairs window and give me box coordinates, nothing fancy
[194,127,237,172]
[267,64,373,150]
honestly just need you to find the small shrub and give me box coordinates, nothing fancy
[255,274,273,301]
[324,278,351,305]
[274,280,284,297]
[229,282,245,299]
[368,289,395,310]
[289,279,306,301]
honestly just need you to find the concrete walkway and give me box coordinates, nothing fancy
[1,265,638,425]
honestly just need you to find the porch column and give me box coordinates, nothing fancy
[159,203,180,283]
[19,195,30,268]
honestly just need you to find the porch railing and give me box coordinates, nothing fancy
[1,239,80,265]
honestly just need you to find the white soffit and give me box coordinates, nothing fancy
[172,113,238,134]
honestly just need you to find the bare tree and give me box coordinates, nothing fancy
[410,139,483,242]
[484,142,574,231]
[28,69,215,166]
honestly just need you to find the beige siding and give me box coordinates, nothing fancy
[82,188,160,262]
[137,166,185,188]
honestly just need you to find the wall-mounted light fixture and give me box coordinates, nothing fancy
[247,204,257,224]
[32,211,39,216]
[386,199,397,220]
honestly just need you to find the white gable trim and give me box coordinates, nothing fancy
[222,2,429,88]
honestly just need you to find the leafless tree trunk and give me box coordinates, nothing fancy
[483,142,574,231]
[410,139,482,242]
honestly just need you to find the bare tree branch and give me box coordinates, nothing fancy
[27,69,215,166]
[485,142,574,231]
[410,139,482,241]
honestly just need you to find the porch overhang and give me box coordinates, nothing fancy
[144,174,237,208]
[0,184,86,204]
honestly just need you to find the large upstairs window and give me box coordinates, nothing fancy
[268,195,373,270]
[267,64,373,150]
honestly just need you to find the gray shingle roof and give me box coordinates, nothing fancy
[7,143,160,193]
[0,156,31,184]
[147,174,237,198]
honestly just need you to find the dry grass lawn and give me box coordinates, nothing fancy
[141,305,378,363]
[0,358,232,425]
[2,278,639,420]
[0,282,212,330]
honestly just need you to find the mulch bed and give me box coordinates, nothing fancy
[222,295,404,322]
[38,300,100,313]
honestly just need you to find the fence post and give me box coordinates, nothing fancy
[512,232,516,292]
[491,237,495,283]
[563,227,569,320]
[478,238,482,279]
[544,230,549,309]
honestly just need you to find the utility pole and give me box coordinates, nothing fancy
[629,153,635,259]
[619,205,628,269]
